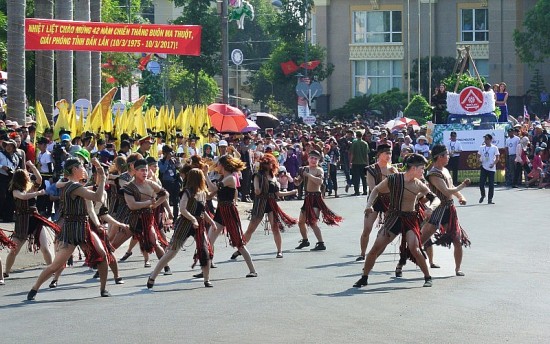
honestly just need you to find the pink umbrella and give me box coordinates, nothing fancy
[241,119,260,132]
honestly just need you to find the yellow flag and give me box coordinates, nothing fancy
[76,107,85,138]
[53,103,72,141]
[103,107,113,135]
[34,101,51,144]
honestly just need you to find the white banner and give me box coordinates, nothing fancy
[443,129,505,151]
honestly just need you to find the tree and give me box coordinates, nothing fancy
[408,56,456,99]
[90,0,102,105]
[6,0,26,123]
[74,0,91,100]
[34,0,54,116]
[327,94,373,121]
[403,95,432,125]
[370,88,408,120]
[55,0,73,105]
[172,0,221,104]
[167,63,218,106]
[527,68,548,115]
[514,0,550,66]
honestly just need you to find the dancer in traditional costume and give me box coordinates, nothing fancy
[148,168,215,288]
[27,158,110,300]
[239,154,297,258]
[356,144,397,261]
[121,159,171,273]
[0,227,15,285]
[420,144,471,276]
[204,155,257,277]
[353,154,439,288]
[294,150,342,251]
[4,161,60,278]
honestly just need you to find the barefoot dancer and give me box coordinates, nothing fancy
[356,144,397,261]
[294,149,342,251]
[239,154,297,258]
[353,154,439,289]
[148,168,215,288]
[27,158,110,300]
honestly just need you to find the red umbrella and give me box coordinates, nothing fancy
[207,103,248,132]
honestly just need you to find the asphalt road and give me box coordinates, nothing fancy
[1,184,549,343]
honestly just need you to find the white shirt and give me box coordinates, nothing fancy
[505,136,520,156]
[478,144,500,172]
[414,143,430,158]
[38,150,53,173]
[446,139,463,157]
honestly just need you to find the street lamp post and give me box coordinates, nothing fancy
[221,0,229,104]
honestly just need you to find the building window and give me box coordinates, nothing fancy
[353,11,402,44]
[469,59,489,79]
[353,60,402,96]
[461,9,488,42]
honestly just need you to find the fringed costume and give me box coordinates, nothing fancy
[426,168,471,248]
[169,189,213,267]
[114,172,132,223]
[300,175,342,227]
[123,182,169,254]
[381,174,424,265]
[58,182,90,246]
[0,227,15,249]
[12,197,61,252]
[365,164,391,223]
[213,182,246,248]
[251,173,297,229]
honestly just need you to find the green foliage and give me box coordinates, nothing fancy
[172,0,221,103]
[167,63,218,105]
[275,0,314,44]
[370,88,408,120]
[408,56,457,99]
[403,95,432,124]
[328,94,373,120]
[441,73,485,93]
[101,52,139,94]
[514,0,550,65]
[139,69,165,107]
[527,68,548,115]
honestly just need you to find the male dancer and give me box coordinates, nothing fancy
[294,150,342,251]
[353,154,439,288]
[419,144,471,276]
[356,144,397,261]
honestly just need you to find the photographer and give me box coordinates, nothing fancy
[158,145,181,216]
[0,139,21,222]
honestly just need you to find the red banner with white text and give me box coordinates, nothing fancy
[25,18,201,56]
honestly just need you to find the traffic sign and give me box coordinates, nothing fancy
[231,49,243,66]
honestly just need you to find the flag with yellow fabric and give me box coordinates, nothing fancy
[34,101,50,144]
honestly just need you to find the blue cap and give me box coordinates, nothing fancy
[61,133,71,142]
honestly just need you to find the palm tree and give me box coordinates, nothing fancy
[90,0,102,105]
[6,0,26,124]
[35,0,54,116]
[55,0,74,105]
[74,0,91,100]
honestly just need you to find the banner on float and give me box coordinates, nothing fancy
[442,129,505,151]
[25,19,201,56]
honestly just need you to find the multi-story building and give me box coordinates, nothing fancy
[314,0,541,115]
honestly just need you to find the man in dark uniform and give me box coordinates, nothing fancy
[238,134,253,202]
[136,135,153,158]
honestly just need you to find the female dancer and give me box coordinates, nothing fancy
[148,168,215,288]
[27,158,109,300]
[204,155,257,277]
[356,144,397,261]
[4,161,60,278]
[49,167,126,287]
[236,154,297,259]
[0,227,15,285]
